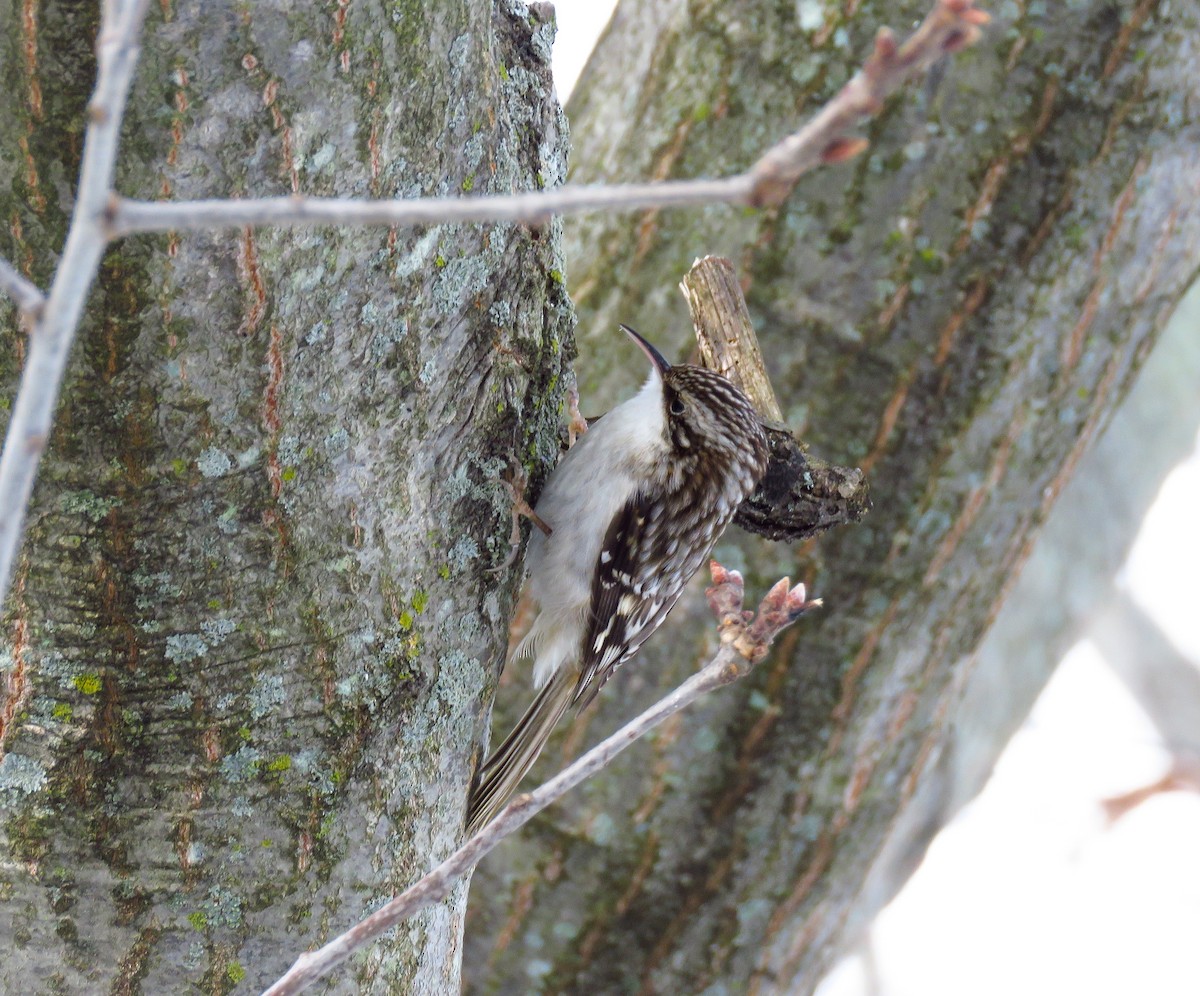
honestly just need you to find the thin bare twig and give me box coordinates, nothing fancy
[107,178,751,236]
[0,0,151,608]
[261,564,821,996]
[108,0,988,238]
[0,257,45,318]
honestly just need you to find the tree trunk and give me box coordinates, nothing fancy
[0,1,570,992]
[465,1,1200,993]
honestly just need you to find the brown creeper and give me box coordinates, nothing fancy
[465,325,769,833]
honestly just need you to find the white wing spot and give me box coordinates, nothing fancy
[592,616,616,651]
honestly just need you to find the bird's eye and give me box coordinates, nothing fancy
[669,397,686,416]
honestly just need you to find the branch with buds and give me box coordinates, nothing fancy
[0,258,44,323]
[261,564,821,996]
[104,0,987,236]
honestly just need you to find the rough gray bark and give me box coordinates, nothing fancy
[465,1,1200,993]
[0,1,571,992]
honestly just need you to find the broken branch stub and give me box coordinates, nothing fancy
[681,255,870,543]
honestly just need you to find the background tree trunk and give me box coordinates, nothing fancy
[847,279,1200,965]
[0,1,571,992]
[465,1,1200,993]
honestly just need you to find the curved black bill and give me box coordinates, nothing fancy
[619,324,672,375]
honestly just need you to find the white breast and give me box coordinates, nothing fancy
[518,371,668,687]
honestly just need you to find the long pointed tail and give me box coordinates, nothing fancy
[465,668,576,835]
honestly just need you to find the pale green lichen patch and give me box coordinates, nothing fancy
[734,898,776,948]
[448,536,479,570]
[200,617,237,645]
[59,489,119,522]
[278,435,304,465]
[220,746,261,783]
[197,447,233,477]
[216,505,241,534]
[529,16,555,64]
[0,753,48,795]
[249,674,286,719]
[166,614,236,662]
[306,141,337,174]
[434,648,485,705]
[432,251,494,316]
[236,444,261,468]
[324,427,350,454]
[165,690,193,711]
[588,812,616,846]
[166,633,209,664]
[132,568,182,608]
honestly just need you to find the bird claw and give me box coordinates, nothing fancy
[566,380,589,447]
[488,465,553,576]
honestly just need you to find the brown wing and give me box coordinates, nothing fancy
[574,491,687,709]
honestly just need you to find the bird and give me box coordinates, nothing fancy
[464,324,770,834]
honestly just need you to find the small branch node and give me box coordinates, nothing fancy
[873,28,898,63]
[0,257,47,318]
[719,661,746,684]
[821,136,870,165]
[941,27,982,53]
[101,192,123,239]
